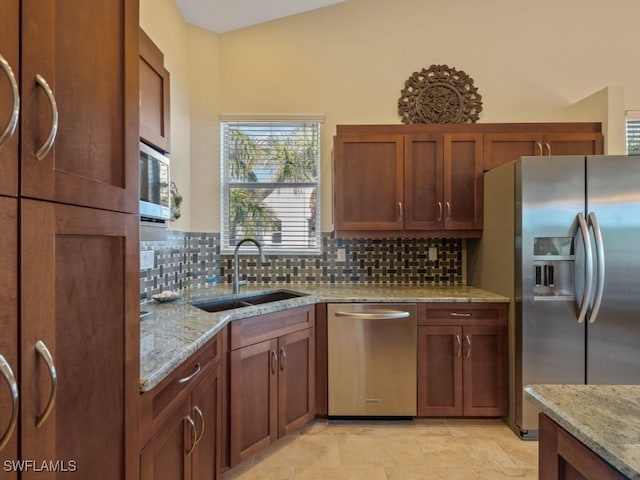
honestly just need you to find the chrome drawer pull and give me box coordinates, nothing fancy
[271,350,278,375]
[455,335,462,358]
[279,346,287,371]
[0,54,19,149]
[179,362,201,384]
[35,340,57,429]
[0,355,18,451]
[35,74,59,161]
[184,416,197,455]
[450,312,472,317]
[193,406,205,446]
[466,335,472,358]
[335,310,410,320]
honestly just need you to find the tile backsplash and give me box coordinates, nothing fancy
[140,231,465,301]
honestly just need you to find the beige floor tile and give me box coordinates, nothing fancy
[495,437,539,469]
[222,466,294,480]
[444,418,518,439]
[386,466,538,480]
[338,435,424,467]
[416,436,518,469]
[253,434,340,467]
[294,465,387,480]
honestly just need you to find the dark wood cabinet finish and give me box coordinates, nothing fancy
[229,306,315,467]
[139,28,171,153]
[20,199,139,480]
[314,303,328,416]
[417,303,508,417]
[140,332,224,480]
[539,414,626,480]
[0,0,19,197]
[0,198,18,479]
[20,1,139,213]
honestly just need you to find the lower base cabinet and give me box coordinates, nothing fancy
[417,303,507,417]
[539,414,626,480]
[229,306,315,466]
[140,332,223,480]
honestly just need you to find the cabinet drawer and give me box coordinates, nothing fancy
[140,330,224,446]
[420,303,506,326]
[230,305,314,350]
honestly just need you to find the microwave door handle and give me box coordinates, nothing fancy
[575,212,594,324]
[587,212,605,324]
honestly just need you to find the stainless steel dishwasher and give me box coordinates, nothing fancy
[327,303,417,416]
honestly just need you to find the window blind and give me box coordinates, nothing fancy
[221,120,321,254]
[627,117,640,155]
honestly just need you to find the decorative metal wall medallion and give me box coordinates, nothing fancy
[398,64,482,124]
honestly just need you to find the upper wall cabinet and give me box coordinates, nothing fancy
[19,1,139,213]
[139,28,171,153]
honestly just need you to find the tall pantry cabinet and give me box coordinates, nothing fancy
[0,2,140,479]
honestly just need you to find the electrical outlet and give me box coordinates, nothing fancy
[337,248,346,262]
[140,250,155,270]
[428,247,438,261]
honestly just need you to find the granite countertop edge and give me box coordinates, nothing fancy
[524,384,640,479]
[140,285,509,393]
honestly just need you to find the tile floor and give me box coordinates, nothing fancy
[222,418,538,480]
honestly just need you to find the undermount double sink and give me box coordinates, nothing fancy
[192,290,307,313]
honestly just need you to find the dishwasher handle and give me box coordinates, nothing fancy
[334,310,410,320]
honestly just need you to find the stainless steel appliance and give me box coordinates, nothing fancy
[469,155,640,439]
[139,141,170,221]
[327,303,417,416]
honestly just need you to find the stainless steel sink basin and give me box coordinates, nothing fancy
[192,290,306,313]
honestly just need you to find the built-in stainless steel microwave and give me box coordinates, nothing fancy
[139,141,170,221]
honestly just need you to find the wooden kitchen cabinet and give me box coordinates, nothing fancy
[0,0,19,197]
[140,332,224,480]
[229,306,315,466]
[334,131,482,236]
[140,28,171,153]
[418,303,507,417]
[0,197,18,479]
[539,413,626,480]
[483,131,603,171]
[20,199,140,479]
[20,0,139,213]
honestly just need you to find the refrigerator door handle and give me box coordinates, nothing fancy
[576,212,594,324]
[587,212,605,323]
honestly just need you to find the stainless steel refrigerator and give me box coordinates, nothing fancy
[468,155,640,439]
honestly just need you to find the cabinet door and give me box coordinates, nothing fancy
[278,328,315,437]
[191,364,222,480]
[483,133,543,171]
[230,338,278,467]
[140,28,171,153]
[333,134,404,231]
[0,0,19,197]
[544,133,603,157]
[20,200,139,480]
[462,325,507,416]
[404,134,443,230]
[20,1,138,213]
[417,325,462,416]
[141,400,192,480]
[0,198,18,479]
[444,134,483,230]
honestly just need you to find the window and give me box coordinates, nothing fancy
[627,111,640,155]
[221,116,322,254]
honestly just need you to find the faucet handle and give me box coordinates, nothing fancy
[238,279,247,287]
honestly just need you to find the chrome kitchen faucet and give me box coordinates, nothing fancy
[233,238,267,294]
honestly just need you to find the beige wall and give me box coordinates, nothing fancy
[143,0,640,233]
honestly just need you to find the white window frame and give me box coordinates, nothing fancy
[220,114,323,255]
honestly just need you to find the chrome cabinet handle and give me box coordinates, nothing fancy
[587,212,605,324]
[537,142,543,156]
[397,202,403,223]
[334,310,410,319]
[35,340,57,429]
[193,406,205,446]
[279,346,287,371]
[271,350,278,375]
[575,213,594,324]
[455,335,462,358]
[0,355,18,452]
[437,202,443,222]
[179,362,201,384]
[184,416,197,455]
[35,74,59,161]
[450,312,472,317]
[0,54,19,150]
[545,143,551,156]
[445,202,451,220]
[465,335,471,358]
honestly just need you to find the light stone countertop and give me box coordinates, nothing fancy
[525,384,640,479]
[140,284,508,393]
